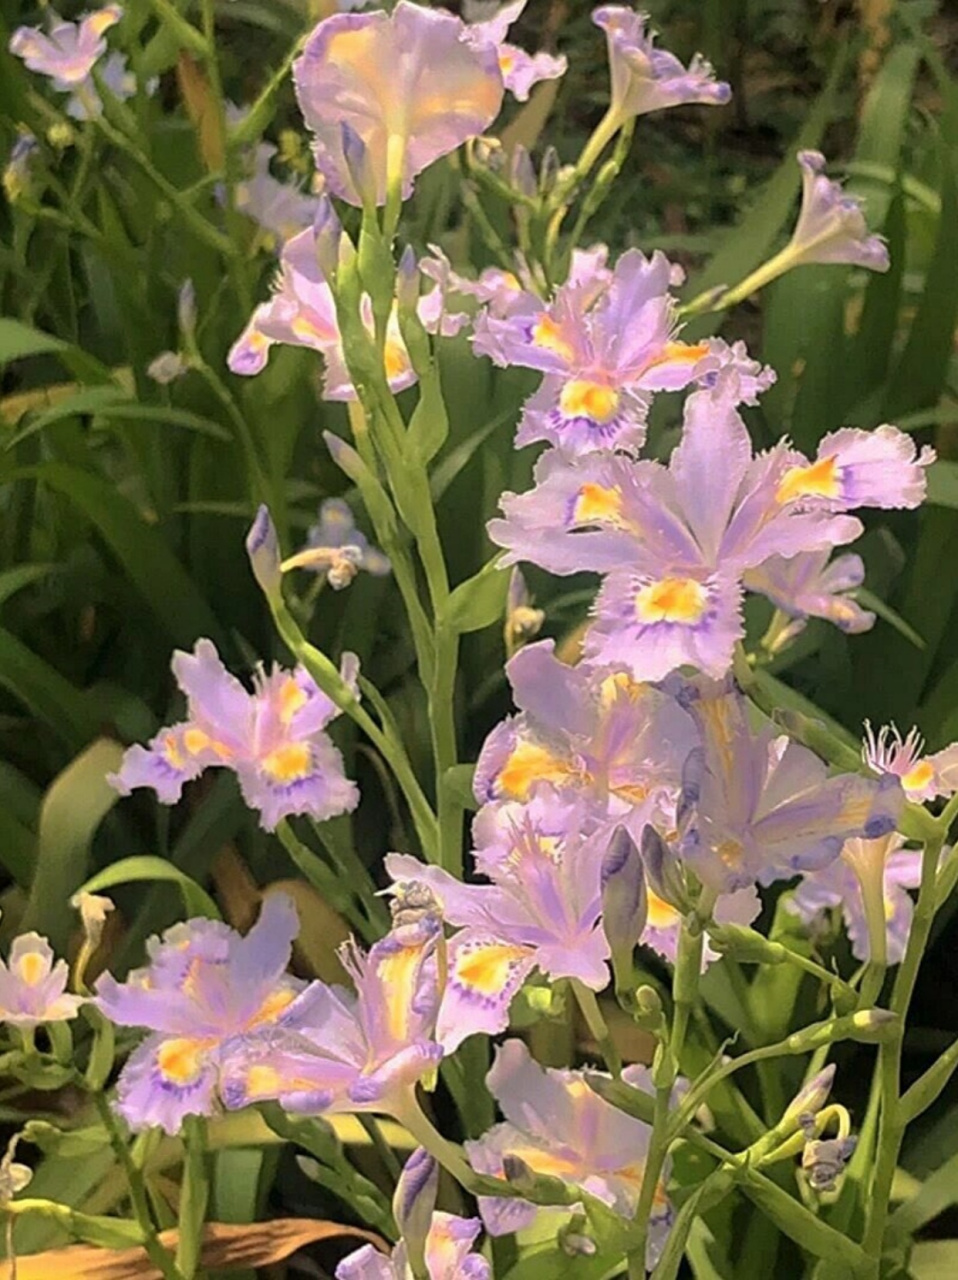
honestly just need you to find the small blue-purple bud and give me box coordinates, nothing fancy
[782,1064,836,1129]
[313,194,343,282]
[509,144,536,198]
[676,746,705,836]
[177,278,196,341]
[396,244,420,314]
[601,828,646,986]
[246,504,282,601]
[393,1146,438,1262]
[340,121,375,209]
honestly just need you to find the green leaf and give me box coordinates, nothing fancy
[856,588,925,649]
[442,556,508,634]
[26,460,223,648]
[96,403,232,441]
[430,408,513,503]
[910,1241,958,1280]
[0,625,101,748]
[885,144,958,417]
[407,366,450,466]
[20,739,126,950]
[78,855,221,919]
[854,44,922,220]
[926,461,958,509]
[0,562,57,609]
[0,317,67,364]
[443,762,479,812]
[4,386,130,448]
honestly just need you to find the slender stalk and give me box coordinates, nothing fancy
[861,831,944,1270]
[392,1094,476,1191]
[93,1093,183,1280]
[571,979,622,1076]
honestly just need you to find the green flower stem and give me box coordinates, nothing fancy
[861,832,944,1271]
[189,355,273,511]
[147,0,209,56]
[564,106,624,195]
[275,819,378,941]
[92,1092,183,1280]
[230,40,306,149]
[571,979,622,1076]
[91,113,237,258]
[268,594,440,859]
[176,1116,209,1279]
[627,920,704,1274]
[392,1094,476,1191]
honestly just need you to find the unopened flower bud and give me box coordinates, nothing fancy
[509,143,536,198]
[393,1146,437,1273]
[47,121,75,150]
[505,568,544,656]
[781,1064,836,1130]
[472,135,504,172]
[538,145,561,196]
[601,827,646,991]
[177,279,197,341]
[313,194,343,282]
[246,504,282,602]
[341,121,377,212]
[396,244,420,315]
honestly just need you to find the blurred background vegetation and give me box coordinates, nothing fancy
[1,0,958,1272]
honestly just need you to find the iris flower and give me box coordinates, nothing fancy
[10,5,122,89]
[465,0,567,103]
[466,1040,674,1266]
[862,723,958,803]
[293,1,504,206]
[109,639,360,832]
[95,895,306,1133]
[0,934,83,1029]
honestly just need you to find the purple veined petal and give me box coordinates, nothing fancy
[436,930,536,1051]
[514,374,650,458]
[778,425,934,512]
[485,1039,588,1140]
[464,0,567,102]
[465,1123,540,1237]
[293,2,504,207]
[425,1213,488,1279]
[669,382,754,563]
[113,1032,220,1134]
[335,1243,396,1280]
[506,640,596,739]
[171,639,251,747]
[225,892,300,997]
[107,729,204,806]
[586,569,746,682]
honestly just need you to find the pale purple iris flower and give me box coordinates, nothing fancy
[293,1,504,206]
[64,50,155,120]
[95,895,307,1133]
[464,1,567,102]
[473,639,697,834]
[473,249,733,456]
[466,1040,674,1267]
[216,914,445,1117]
[228,226,466,390]
[790,834,922,965]
[234,143,321,246]
[678,680,903,894]
[862,723,958,804]
[386,791,612,1047]
[9,4,122,89]
[744,550,875,643]
[108,638,360,832]
[281,498,391,590]
[0,934,83,1029]
[338,1147,490,1279]
[490,377,863,679]
[592,6,730,125]
[787,151,890,271]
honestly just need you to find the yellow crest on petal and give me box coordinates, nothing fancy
[261,743,312,783]
[156,1037,209,1085]
[559,380,620,423]
[453,943,529,999]
[497,742,575,801]
[17,952,48,987]
[776,455,840,505]
[573,483,624,526]
[634,577,708,626]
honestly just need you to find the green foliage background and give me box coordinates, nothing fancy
[1,0,958,1273]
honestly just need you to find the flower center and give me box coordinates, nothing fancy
[776,455,840,504]
[559,379,620,423]
[261,742,312,783]
[498,742,574,801]
[635,577,708,625]
[156,1037,208,1086]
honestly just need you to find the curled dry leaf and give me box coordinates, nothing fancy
[0,1217,385,1279]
